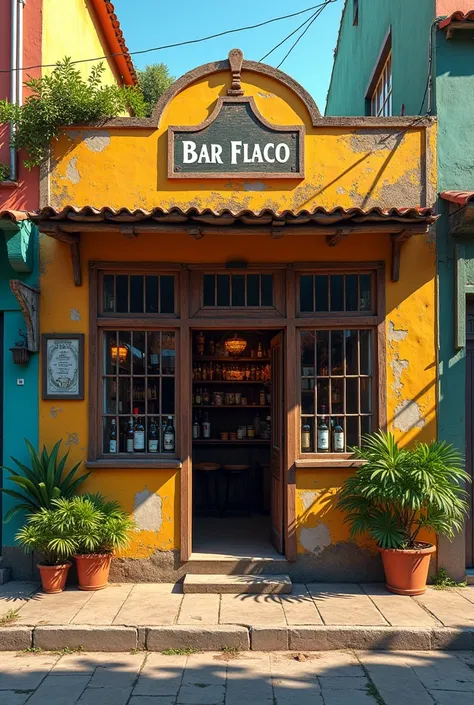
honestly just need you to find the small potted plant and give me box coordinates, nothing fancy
[54,494,134,591]
[337,431,470,595]
[16,500,77,593]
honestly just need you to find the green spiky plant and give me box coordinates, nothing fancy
[16,500,78,566]
[52,494,134,555]
[337,431,470,549]
[1,439,91,522]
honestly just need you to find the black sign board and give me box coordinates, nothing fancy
[168,96,304,179]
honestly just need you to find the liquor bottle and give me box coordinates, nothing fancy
[209,338,215,355]
[209,362,214,381]
[148,418,159,452]
[245,364,251,380]
[134,416,145,452]
[203,388,210,405]
[164,416,175,452]
[126,419,134,453]
[333,418,345,453]
[195,388,202,405]
[202,412,211,439]
[202,363,208,381]
[259,388,266,406]
[257,342,263,358]
[301,421,312,452]
[109,419,117,453]
[266,415,271,441]
[250,365,256,381]
[317,415,329,453]
[192,414,200,440]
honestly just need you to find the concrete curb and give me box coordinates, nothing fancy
[0,625,473,651]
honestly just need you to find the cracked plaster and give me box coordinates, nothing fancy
[134,488,163,532]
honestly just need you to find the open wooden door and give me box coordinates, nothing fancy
[270,332,284,554]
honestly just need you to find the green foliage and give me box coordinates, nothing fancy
[162,647,199,656]
[137,63,174,116]
[52,494,134,555]
[337,431,470,549]
[15,500,78,565]
[432,567,467,589]
[1,439,91,523]
[0,608,20,626]
[0,162,10,181]
[0,58,147,169]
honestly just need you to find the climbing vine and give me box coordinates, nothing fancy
[0,59,147,169]
[0,162,9,181]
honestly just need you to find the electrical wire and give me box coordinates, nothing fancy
[0,3,335,74]
[260,8,320,62]
[276,5,328,69]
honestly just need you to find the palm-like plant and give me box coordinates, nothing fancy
[15,500,78,566]
[337,431,470,549]
[52,494,134,555]
[1,439,91,522]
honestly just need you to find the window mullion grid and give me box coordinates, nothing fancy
[343,329,347,451]
[144,331,148,453]
[159,331,163,450]
[157,275,161,315]
[113,275,117,313]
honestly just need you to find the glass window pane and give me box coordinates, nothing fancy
[130,275,144,313]
[147,379,160,415]
[346,416,359,448]
[118,378,131,415]
[103,417,116,454]
[261,274,273,306]
[232,274,245,307]
[315,275,329,312]
[331,378,344,416]
[132,332,146,375]
[116,275,128,313]
[360,378,372,413]
[301,417,314,453]
[217,274,230,306]
[301,378,315,414]
[316,330,329,376]
[300,275,314,312]
[132,378,145,414]
[145,276,159,313]
[330,275,344,311]
[117,331,131,374]
[331,330,344,375]
[203,274,215,307]
[361,416,372,439]
[345,274,358,312]
[104,331,117,374]
[147,332,161,374]
[360,330,372,375]
[103,378,116,414]
[346,378,359,414]
[162,377,175,414]
[162,332,176,375]
[317,378,329,414]
[160,275,175,314]
[301,331,315,376]
[360,274,372,311]
[247,274,259,306]
[104,275,115,312]
[346,330,359,375]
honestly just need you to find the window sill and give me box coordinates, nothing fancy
[0,181,19,189]
[86,459,182,470]
[295,457,364,469]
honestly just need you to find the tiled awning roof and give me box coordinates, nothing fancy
[0,209,30,224]
[440,191,474,206]
[439,11,474,37]
[440,191,474,236]
[90,0,137,85]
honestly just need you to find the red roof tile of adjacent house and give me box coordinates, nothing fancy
[0,210,30,223]
[90,0,138,86]
[440,191,474,205]
[439,10,474,29]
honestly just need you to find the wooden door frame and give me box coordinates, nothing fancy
[180,320,296,562]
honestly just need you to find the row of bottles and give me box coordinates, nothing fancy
[193,387,269,406]
[108,413,175,453]
[192,411,271,441]
[193,362,270,381]
[195,333,267,358]
[301,414,345,453]
[192,412,211,439]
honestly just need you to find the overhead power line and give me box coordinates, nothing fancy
[0,2,336,74]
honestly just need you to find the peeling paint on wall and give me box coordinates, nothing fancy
[388,320,408,343]
[83,130,111,153]
[243,181,267,191]
[65,432,79,446]
[300,523,331,555]
[49,406,63,418]
[134,488,163,532]
[300,491,318,511]
[390,353,409,397]
[65,156,81,185]
[393,399,426,432]
[350,130,403,154]
[70,308,81,321]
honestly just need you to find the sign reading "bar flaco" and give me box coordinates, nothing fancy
[167,50,305,179]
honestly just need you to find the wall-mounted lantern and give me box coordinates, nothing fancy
[10,330,30,365]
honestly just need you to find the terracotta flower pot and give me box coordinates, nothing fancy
[73,553,112,591]
[38,562,72,594]
[377,543,436,596]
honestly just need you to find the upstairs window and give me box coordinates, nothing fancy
[353,0,359,26]
[366,30,392,117]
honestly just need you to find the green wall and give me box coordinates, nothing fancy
[325,0,434,116]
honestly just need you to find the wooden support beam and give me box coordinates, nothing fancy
[390,230,412,282]
[326,228,351,247]
[70,239,82,286]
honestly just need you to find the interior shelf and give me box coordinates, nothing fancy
[194,356,270,362]
[193,405,270,409]
[193,380,271,384]
[193,439,271,445]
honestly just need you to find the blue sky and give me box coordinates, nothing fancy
[113,0,345,112]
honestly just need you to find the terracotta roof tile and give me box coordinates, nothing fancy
[0,210,30,223]
[439,10,474,29]
[440,190,474,206]
[92,0,138,86]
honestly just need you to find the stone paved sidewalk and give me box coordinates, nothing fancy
[1,649,474,704]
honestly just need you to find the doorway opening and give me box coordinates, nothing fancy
[191,329,284,558]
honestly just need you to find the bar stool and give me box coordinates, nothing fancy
[222,464,251,516]
[194,462,221,516]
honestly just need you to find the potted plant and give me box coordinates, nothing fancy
[337,431,470,595]
[54,494,134,591]
[16,500,77,593]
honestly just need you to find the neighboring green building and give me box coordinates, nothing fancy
[326,1,474,581]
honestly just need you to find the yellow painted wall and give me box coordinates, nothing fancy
[40,65,437,562]
[42,0,120,85]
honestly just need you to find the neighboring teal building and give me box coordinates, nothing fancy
[326,1,474,580]
[0,213,39,577]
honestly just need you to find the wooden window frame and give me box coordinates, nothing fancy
[295,265,377,320]
[365,28,392,117]
[353,0,359,26]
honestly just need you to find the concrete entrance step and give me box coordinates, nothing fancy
[183,573,292,594]
[467,569,474,585]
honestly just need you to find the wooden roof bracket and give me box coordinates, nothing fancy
[326,228,351,247]
[391,229,412,282]
[48,227,82,286]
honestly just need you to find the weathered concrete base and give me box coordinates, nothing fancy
[0,567,11,584]
[183,574,292,594]
[0,625,473,652]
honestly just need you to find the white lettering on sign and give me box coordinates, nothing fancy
[181,140,291,167]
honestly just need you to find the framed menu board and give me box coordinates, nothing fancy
[42,334,84,400]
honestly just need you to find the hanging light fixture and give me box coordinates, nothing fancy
[224,333,247,356]
[111,344,128,364]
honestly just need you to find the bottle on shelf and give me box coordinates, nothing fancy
[203,388,210,405]
[257,342,263,358]
[254,413,261,438]
[133,415,145,452]
[317,413,329,453]
[202,363,208,381]
[126,418,134,453]
[148,418,159,453]
[250,364,256,380]
[301,421,312,452]
[164,416,175,452]
[192,414,200,440]
[108,419,117,453]
[266,415,271,441]
[202,412,211,439]
[195,387,202,405]
[333,418,345,453]
[259,388,266,406]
